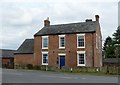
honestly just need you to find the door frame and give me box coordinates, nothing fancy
[58,53,66,69]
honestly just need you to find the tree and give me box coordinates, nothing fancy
[103,26,120,58]
[103,36,115,58]
[113,26,120,44]
[112,26,120,58]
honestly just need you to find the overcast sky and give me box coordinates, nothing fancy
[0,0,119,50]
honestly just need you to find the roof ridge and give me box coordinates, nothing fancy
[0,49,16,51]
[50,21,96,26]
[26,38,34,40]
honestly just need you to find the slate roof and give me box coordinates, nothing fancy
[103,58,120,63]
[0,49,16,58]
[14,39,34,54]
[35,21,98,36]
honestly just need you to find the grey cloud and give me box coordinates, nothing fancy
[0,0,119,49]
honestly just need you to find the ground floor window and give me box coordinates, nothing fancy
[42,52,48,65]
[77,51,86,66]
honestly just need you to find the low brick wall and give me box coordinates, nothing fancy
[15,64,120,75]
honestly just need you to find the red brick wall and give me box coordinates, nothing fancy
[2,58,14,64]
[85,33,94,67]
[65,34,77,68]
[33,36,42,66]
[48,35,59,67]
[94,22,102,67]
[14,54,33,65]
[34,31,102,67]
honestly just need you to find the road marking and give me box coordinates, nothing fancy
[43,75,72,79]
[82,78,86,79]
[61,77,72,79]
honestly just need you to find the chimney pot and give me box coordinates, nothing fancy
[95,15,99,22]
[44,17,50,27]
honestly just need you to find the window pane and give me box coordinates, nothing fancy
[43,54,48,64]
[78,36,84,47]
[43,38,48,48]
[60,37,65,47]
[79,54,85,64]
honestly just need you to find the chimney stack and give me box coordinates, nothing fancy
[95,15,99,22]
[44,17,50,27]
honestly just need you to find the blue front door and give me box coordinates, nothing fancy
[60,56,65,69]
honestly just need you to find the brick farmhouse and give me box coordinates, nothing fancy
[15,15,102,68]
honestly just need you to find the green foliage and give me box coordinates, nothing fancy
[103,26,120,58]
[27,64,33,69]
[33,65,41,70]
[113,27,120,58]
[103,36,115,58]
[113,27,120,44]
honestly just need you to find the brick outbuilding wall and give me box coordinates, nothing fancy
[14,54,33,66]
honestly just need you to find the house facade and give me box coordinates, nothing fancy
[14,39,34,67]
[33,15,102,68]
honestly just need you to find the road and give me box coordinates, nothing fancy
[2,69,118,83]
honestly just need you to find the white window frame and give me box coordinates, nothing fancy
[77,51,86,66]
[42,36,48,49]
[77,34,85,48]
[59,35,65,49]
[42,51,48,65]
[58,53,66,56]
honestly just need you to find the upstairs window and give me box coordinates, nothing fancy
[42,36,48,49]
[59,35,65,49]
[77,34,85,48]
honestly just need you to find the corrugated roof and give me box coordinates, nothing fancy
[14,39,34,54]
[35,21,97,36]
[0,49,16,58]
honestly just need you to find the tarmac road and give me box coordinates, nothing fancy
[2,69,118,83]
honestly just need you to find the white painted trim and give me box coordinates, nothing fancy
[42,51,48,54]
[42,51,48,65]
[42,63,48,65]
[77,51,85,54]
[59,35,65,37]
[59,54,65,68]
[42,47,48,49]
[77,47,85,48]
[42,36,48,38]
[58,53,66,56]
[77,51,86,66]
[77,33,85,36]
[77,64,86,66]
[42,36,49,49]
[77,34,85,48]
[59,47,65,49]
[59,35,65,49]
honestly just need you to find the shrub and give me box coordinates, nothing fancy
[27,64,33,69]
[33,65,41,70]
